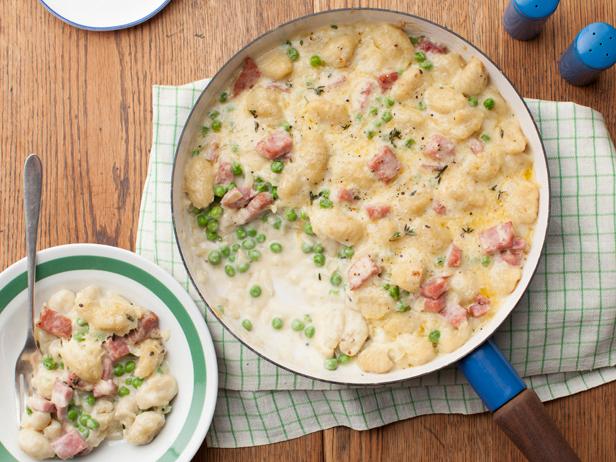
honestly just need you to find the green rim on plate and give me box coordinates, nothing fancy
[0,255,206,461]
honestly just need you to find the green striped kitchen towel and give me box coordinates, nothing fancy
[136,80,616,448]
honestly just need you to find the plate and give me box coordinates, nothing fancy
[38,0,171,31]
[0,244,217,461]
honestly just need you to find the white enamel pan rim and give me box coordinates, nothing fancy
[171,8,551,385]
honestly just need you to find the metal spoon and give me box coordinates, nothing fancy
[14,154,43,422]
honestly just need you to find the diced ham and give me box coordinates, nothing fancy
[420,276,448,300]
[127,311,159,345]
[67,372,91,391]
[221,186,254,209]
[256,129,293,160]
[469,138,484,154]
[416,38,448,54]
[203,138,220,161]
[104,336,130,362]
[51,380,73,409]
[101,355,113,380]
[501,250,523,266]
[479,222,515,254]
[446,244,462,268]
[36,308,72,338]
[433,200,446,215]
[232,57,261,96]
[215,161,234,184]
[337,187,358,202]
[357,81,375,110]
[235,192,274,225]
[423,294,447,313]
[51,429,89,460]
[511,237,527,251]
[468,295,490,317]
[28,395,56,413]
[368,146,401,183]
[441,302,468,328]
[93,379,117,398]
[424,134,456,161]
[377,72,398,91]
[365,204,391,220]
[348,256,381,290]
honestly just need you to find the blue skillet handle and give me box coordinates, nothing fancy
[459,339,579,461]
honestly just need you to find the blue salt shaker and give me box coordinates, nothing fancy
[559,22,616,86]
[503,0,560,41]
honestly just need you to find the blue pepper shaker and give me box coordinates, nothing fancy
[503,0,560,41]
[559,22,616,86]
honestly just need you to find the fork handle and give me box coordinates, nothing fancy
[24,155,42,335]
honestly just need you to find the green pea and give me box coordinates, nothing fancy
[209,205,223,218]
[302,242,314,254]
[86,418,100,430]
[241,319,253,331]
[300,211,309,220]
[428,329,441,344]
[303,314,312,323]
[272,216,282,230]
[196,214,208,228]
[337,353,351,364]
[211,119,222,132]
[125,377,133,386]
[131,377,144,388]
[207,219,219,233]
[468,96,479,107]
[270,242,283,253]
[304,325,316,338]
[209,110,220,119]
[319,197,333,208]
[381,111,393,123]
[25,406,33,415]
[256,233,266,243]
[242,238,256,250]
[324,358,338,371]
[208,250,222,265]
[78,426,90,438]
[247,228,257,237]
[480,133,491,142]
[369,107,378,116]
[287,47,299,61]
[200,126,210,137]
[285,208,297,222]
[113,364,125,377]
[435,256,445,267]
[76,318,88,327]
[220,245,231,257]
[224,265,236,277]
[249,285,262,297]
[387,284,400,300]
[206,230,219,241]
[79,414,90,426]
[338,245,354,259]
[414,51,427,62]
[310,55,323,67]
[303,222,314,236]
[86,394,96,406]
[248,249,261,261]
[272,317,283,330]
[67,408,79,421]
[291,319,305,331]
[118,386,130,397]
[271,160,285,173]
[313,243,324,254]
[42,356,57,370]
[74,332,85,342]
[395,302,410,312]
[238,262,250,273]
[219,92,228,103]
[385,97,395,107]
[419,61,433,70]
[214,184,227,198]
[236,227,247,239]
[481,255,492,267]
[231,243,241,252]
[313,253,325,267]
[483,98,495,110]
[330,271,342,287]
[405,138,416,148]
[231,162,243,176]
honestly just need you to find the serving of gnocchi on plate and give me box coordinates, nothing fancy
[181,21,539,377]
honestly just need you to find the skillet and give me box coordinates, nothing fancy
[170,8,578,460]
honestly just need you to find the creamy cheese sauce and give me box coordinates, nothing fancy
[18,287,177,460]
[183,22,539,375]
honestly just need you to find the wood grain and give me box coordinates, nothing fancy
[0,0,614,460]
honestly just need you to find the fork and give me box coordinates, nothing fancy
[14,154,43,423]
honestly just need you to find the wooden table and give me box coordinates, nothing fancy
[1,0,615,460]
